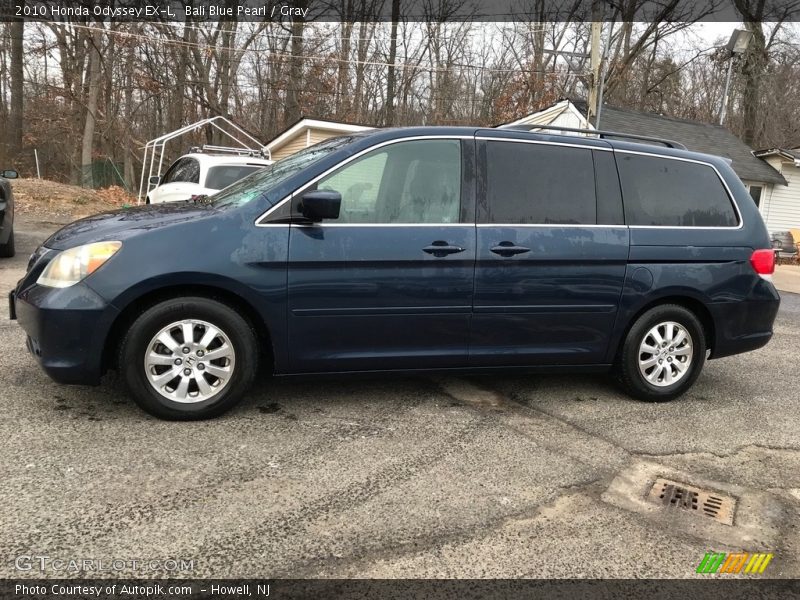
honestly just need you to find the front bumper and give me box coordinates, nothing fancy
[12,282,119,385]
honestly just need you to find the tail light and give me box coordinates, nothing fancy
[750,249,775,279]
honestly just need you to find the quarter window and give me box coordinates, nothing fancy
[617,154,738,227]
[313,139,462,224]
[482,141,597,224]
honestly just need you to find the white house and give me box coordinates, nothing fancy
[753,148,800,233]
[265,117,372,161]
[505,99,792,233]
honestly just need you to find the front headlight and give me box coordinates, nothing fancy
[37,241,122,288]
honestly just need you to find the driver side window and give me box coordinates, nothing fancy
[314,139,462,224]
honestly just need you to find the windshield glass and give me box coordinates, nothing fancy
[211,135,362,209]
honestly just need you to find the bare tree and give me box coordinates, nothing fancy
[8,13,23,158]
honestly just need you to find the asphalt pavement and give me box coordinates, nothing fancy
[1,217,798,579]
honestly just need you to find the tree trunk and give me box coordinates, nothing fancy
[385,0,400,126]
[353,22,373,121]
[740,22,766,146]
[81,26,102,188]
[284,4,306,127]
[9,16,24,158]
[337,16,354,118]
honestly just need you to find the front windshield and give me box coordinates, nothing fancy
[211,135,363,209]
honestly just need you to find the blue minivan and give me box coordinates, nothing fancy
[10,126,780,419]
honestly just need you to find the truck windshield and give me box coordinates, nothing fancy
[212,135,361,209]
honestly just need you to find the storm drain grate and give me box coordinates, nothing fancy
[647,478,737,526]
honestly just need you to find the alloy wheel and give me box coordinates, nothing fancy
[144,319,236,403]
[637,321,693,387]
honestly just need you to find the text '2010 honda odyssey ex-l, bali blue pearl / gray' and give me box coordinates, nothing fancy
[9,126,780,420]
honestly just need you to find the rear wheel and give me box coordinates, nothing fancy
[0,228,14,258]
[119,297,258,420]
[617,304,706,402]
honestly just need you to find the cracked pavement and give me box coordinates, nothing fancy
[1,217,799,579]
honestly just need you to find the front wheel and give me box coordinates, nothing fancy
[617,304,706,402]
[119,297,258,420]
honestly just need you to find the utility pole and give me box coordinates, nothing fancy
[587,1,603,124]
[595,15,616,130]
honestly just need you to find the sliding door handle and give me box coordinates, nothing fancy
[490,242,531,257]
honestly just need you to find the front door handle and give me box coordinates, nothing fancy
[490,241,531,257]
[423,240,466,258]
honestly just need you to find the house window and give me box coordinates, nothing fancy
[748,185,763,207]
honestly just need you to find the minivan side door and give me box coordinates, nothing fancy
[471,133,629,366]
[285,137,477,373]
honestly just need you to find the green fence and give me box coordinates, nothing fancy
[79,159,129,191]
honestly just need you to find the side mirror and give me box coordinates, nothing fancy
[299,190,341,222]
[1,169,18,179]
[149,175,160,186]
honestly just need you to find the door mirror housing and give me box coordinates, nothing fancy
[299,190,341,222]
[149,175,161,186]
[1,169,18,179]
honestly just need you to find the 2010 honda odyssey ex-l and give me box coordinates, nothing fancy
[9,126,780,419]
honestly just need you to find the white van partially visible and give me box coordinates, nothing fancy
[147,153,272,204]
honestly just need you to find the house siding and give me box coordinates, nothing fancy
[270,127,356,160]
[759,156,800,233]
[270,133,310,161]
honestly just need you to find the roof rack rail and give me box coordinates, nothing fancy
[498,124,687,150]
[193,144,267,158]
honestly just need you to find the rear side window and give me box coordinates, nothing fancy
[617,154,738,227]
[162,158,200,184]
[205,165,264,190]
[482,141,596,224]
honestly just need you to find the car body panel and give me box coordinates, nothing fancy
[0,175,14,245]
[287,223,476,372]
[471,225,629,365]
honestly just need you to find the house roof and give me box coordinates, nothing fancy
[596,106,786,185]
[754,147,800,163]
[506,100,787,186]
[503,99,587,128]
[265,117,373,156]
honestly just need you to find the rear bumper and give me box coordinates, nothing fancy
[12,282,119,385]
[709,279,781,359]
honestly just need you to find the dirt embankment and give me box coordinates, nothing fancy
[10,178,135,221]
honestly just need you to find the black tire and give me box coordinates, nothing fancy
[0,228,15,258]
[118,296,258,420]
[616,304,706,402]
